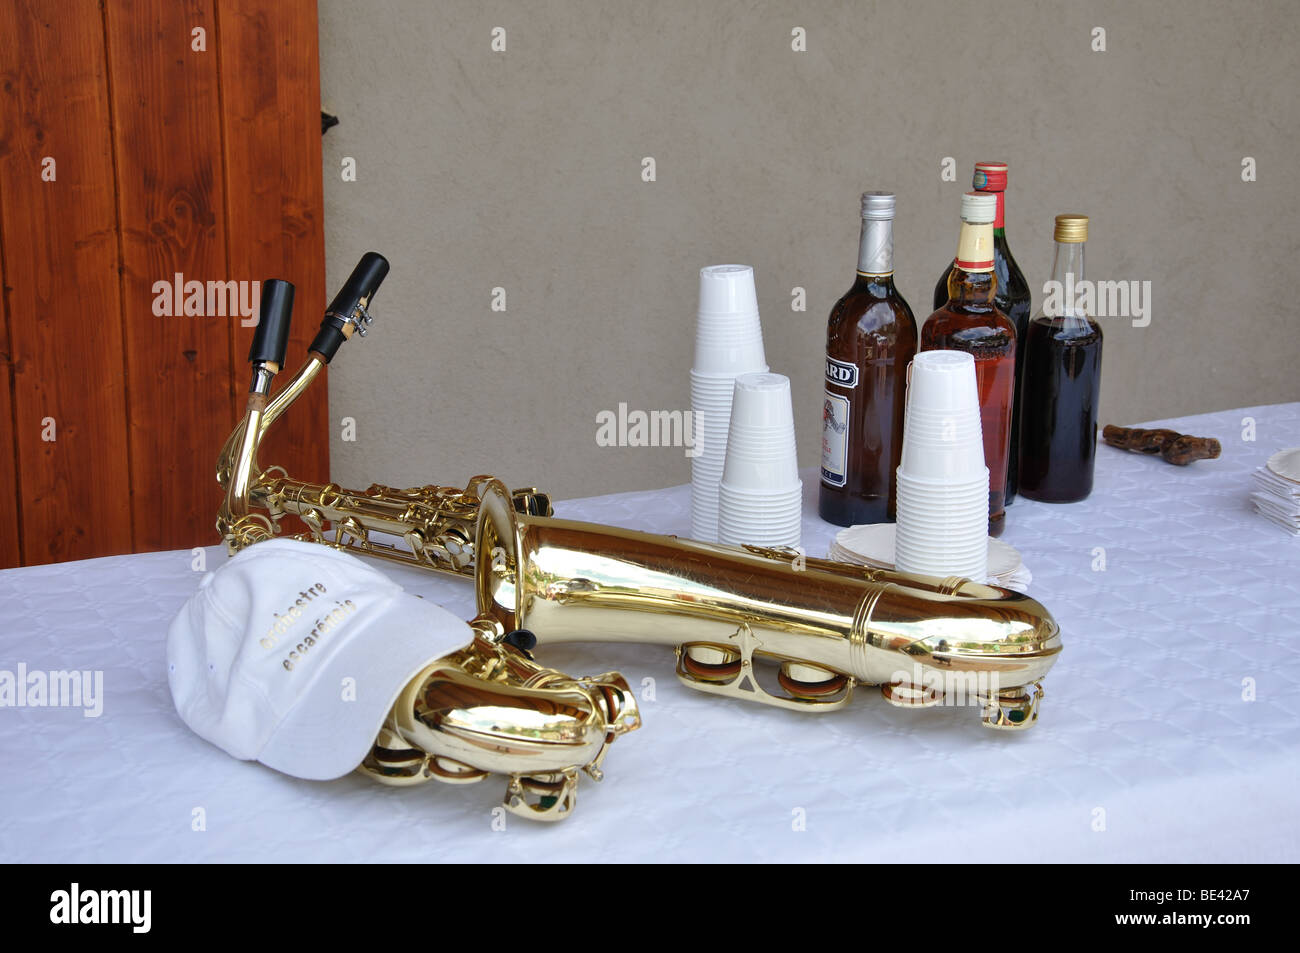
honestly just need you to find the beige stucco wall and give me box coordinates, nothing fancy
[317,0,1300,501]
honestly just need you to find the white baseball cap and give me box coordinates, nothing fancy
[167,538,471,780]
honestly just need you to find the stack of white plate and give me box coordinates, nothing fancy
[1250,448,1300,536]
[828,523,1030,591]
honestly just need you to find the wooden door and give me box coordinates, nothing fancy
[0,0,328,568]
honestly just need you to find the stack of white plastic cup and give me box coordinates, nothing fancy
[894,350,989,580]
[717,372,801,548]
[690,265,768,541]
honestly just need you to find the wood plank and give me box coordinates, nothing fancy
[216,0,329,499]
[105,0,235,553]
[0,0,133,565]
[0,182,21,569]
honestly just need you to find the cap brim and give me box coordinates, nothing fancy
[257,593,472,780]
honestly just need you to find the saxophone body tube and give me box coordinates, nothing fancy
[474,480,1061,725]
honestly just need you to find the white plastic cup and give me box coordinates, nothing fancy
[895,548,987,581]
[715,372,801,548]
[897,350,986,481]
[690,412,732,454]
[898,413,983,443]
[895,502,984,523]
[896,532,987,554]
[895,523,987,558]
[720,373,799,491]
[897,544,987,562]
[717,481,802,549]
[894,527,982,551]
[688,269,770,541]
[690,493,720,541]
[896,485,989,511]
[895,503,989,580]
[698,263,760,315]
[718,511,802,528]
[728,372,795,429]
[899,483,987,504]
[718,496,802,518]
[906,350,980,413]
[693,265,768,375]
[896,550,986,576]
[717,483,804,500]
[894,375,990,580]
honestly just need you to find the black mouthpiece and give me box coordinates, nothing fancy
[502,629,538,658]
[311,251,390,362]
[249,279,295,366]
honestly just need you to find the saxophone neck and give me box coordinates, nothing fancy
[218,280,295,549]
[218,253,392,551]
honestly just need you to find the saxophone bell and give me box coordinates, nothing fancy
[358,624,640,822]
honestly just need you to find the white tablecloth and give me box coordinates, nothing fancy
[2,403,1298,862]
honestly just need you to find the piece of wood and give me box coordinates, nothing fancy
[0,187,21,569]
[216,0,329,505]
[105,0,236,553]
[1102,425,1222,466]
[0,0,134,565]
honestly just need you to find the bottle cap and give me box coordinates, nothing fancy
[972,162,1008,192]
[1054,214,1089,243]
[860,191,897,221]
[960,192,997,224]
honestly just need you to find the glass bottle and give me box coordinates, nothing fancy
[933,162,1030,503]
[1018,214,1103,502]
[819,191,917,526]
[920,191,1016,538]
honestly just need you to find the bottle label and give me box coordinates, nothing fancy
[825,357,858,388]
[981,188,1005,229]
[821,391,850,487]
[955,221,995,272]
[856,219,894,277]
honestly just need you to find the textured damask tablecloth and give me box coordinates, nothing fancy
[2,403,1298,863]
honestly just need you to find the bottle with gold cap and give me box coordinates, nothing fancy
[920,191,1017,537]
[1017,214,1103,502]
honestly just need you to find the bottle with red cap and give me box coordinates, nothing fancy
[933,162,1031,504]
[921,192,1017,538]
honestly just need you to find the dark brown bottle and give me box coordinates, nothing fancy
[819,191,917,526]
[1019,214,1103,502]
[920,192,1016,538]
[933,163,1030,504]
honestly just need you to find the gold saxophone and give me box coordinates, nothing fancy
[217,261,637,822]
[219,255,1063,815]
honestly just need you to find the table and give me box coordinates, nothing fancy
[2,403,1298,862]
